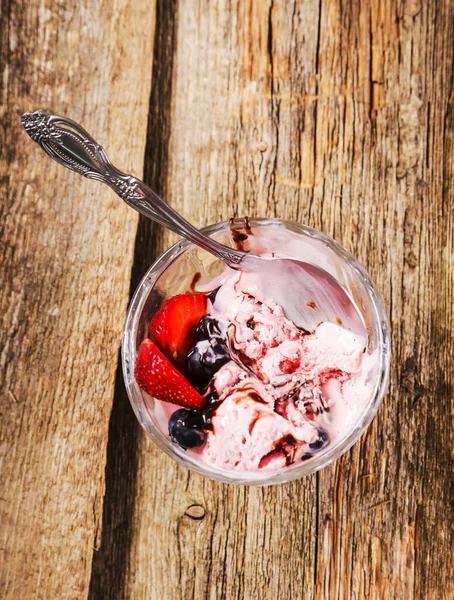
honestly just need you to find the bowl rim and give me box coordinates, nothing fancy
[122,217,391,486]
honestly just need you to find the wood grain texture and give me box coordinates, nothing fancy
[1,0,453,599]
[0,0,155,598]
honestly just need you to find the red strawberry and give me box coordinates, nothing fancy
[134,339,205,409]
[150,293,207,365]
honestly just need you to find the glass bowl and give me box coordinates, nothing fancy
[122,218,390,485]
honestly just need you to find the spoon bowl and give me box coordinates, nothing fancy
[241,254,366,335]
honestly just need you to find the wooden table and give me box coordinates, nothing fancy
[1,1,453,598]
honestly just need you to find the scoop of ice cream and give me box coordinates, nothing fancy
[195,268,373,471]
[203,386,317,471]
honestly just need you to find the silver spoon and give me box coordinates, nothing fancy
[21,110,365,336]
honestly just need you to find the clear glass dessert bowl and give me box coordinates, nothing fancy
[122,218,390,486]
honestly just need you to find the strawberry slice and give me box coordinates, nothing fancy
[150,293,207,365]
[134,339,205,409]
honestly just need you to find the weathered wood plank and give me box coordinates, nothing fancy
[107,0,452,599]
[0,1,155,598]
[108,1,322,599]
[312,0,454,598]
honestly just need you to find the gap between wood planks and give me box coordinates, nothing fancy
[88,0,178,597]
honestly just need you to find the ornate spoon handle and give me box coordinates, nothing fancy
[21,110,244,267]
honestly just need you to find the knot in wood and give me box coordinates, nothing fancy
[184,504,206,520]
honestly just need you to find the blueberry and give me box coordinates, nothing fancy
[168,408,207,450]
[195,316,224,341]
[187,340,229,389]
[308,428,330,452]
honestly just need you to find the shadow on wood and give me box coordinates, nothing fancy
[88,0,178,597]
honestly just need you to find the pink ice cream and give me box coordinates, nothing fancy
[147,262,377,474]
[194,267,374,472]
